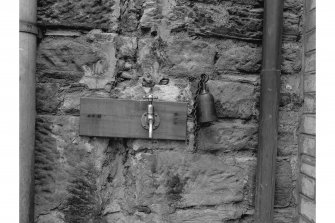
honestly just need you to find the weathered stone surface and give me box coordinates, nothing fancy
[189,1,302,41]
[37,0,120,30]
[197,120,258,151]
[136,0,302,41]
[277,110,299,155]
[279,111,300,134]
[35,211,65,223]
[280,74,303,112]
[137,37,166,84]
[127,139,187,152]
[36,83,62,114]
[37,32,117,89]
[128,151,256,213]
[163,39,216,78]
[36,83,111,116]
[215,41,301,75]
[282,42,302,75]
[274,207,297,223]
[60,87,111,115]
[207,79,259,119]
[275,159,294,207]
[170,205,252,223]
[278,131,298,156]
[119,0,141,32]
[112,78,192,102]
[116,36,138,58]
[215,40,262,74]
[34,115,110,222]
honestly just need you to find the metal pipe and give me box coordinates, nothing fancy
[254,0,284,222]
[20,0,37,222]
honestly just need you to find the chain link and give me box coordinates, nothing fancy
[191,74,209,150]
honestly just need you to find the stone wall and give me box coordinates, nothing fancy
[34,0,304,222]
[298,0,316,222]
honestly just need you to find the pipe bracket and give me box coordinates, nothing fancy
[19,20,42,38]
[141,112,160,130]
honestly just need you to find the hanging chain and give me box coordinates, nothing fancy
[191,74,209,150]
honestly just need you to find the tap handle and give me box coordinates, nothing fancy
[143,94,158,101]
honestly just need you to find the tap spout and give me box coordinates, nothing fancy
[148,119,153,138]
[147,104,154,138]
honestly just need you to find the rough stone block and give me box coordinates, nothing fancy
[170,204,251,223]
[112,78,192,102]
[129,151,256,208]
[188,1,302,41]
[305,30,316,52]
[37,83,111,116]
[303,93,316,114]
[280,74,303,111]
[207,80,259,119]
[36,83,61,114]
[34,115,110,221]
[137,0,301,41]
[275,159,294,207]
[278,131,298,156]
[279,111,300,135]
[301,162,315,179]
[37,32,117,90]
[197,120,258,152]
[137,37,166,83]
[301,115,316,135]
[163,39,216,78]
[304,73,316,93]
[215,41,301,76]
[215,41,262,74]
[301,174,315,199]
[300,134,316,156]
[300,196,315,222]
[119,0,140,32]
[188,2,263,39]
[60,88,110,115]
[115,36,137,58]
[37,0,120,31]
[282,42,302,75]
[304,52,316,73]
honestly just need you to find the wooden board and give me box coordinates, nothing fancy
[79,97,187,140]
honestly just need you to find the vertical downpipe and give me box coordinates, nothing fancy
[255,0,284,222]
[19,0,37,222]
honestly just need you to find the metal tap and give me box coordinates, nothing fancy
[142,88,159,138]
